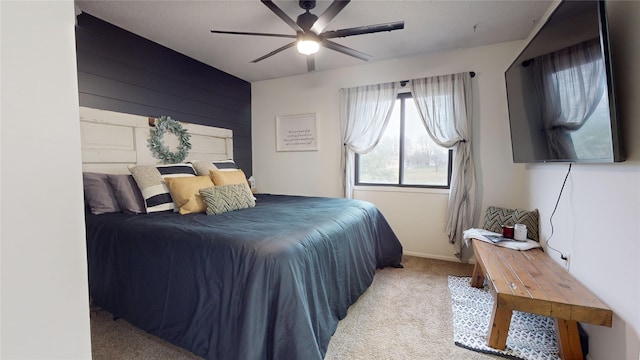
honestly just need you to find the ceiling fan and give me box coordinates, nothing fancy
[210,0,405,72]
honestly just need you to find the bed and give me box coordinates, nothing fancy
[81,107,403,359]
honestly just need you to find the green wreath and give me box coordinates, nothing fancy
[148,116,192,164]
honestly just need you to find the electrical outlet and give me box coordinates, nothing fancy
[562,254,570,270]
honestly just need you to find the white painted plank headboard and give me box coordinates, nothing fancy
[80,107,233,174]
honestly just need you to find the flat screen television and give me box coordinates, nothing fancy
[505,0,624,163]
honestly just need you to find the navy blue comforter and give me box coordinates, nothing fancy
[86,194,402,359]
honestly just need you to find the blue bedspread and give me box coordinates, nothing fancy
[86,194,403,359]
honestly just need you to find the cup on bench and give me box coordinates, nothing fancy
[501,225,514,239]
[514,223,527,241]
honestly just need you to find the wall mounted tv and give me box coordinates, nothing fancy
[505,0,624,163]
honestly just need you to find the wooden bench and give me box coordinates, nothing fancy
[470,239,612,360]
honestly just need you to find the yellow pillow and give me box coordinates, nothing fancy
[209,169,249,186]
[164,176,214,215]
[209,169,254,199]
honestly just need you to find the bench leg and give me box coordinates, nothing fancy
[471,262,485,288]
[555,319,583,360]
[487,303,512,350]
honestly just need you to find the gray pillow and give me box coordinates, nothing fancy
[199,184,255,215]
[83,172,121,215]
[107,174,146,214]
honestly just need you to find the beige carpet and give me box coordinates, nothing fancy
[90,256,499,359]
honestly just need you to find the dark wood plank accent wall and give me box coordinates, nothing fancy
[75,13,252,175]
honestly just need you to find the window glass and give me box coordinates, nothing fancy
[357,94,451,188]
[358,100,400,184]
[403,98,450,186]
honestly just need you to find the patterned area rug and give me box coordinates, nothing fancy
[447,276,560,360]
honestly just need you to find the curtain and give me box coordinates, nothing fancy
[409,72,475,259]
[339,82,400,198]
[532,38,605,159]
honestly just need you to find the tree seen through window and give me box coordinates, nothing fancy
[356,93,451,188]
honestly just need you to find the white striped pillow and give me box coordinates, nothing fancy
[129,163,196,213]
[212,160,238,171]
[191,159,238,176]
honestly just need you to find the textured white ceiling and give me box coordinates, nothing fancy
[75,0,554,82]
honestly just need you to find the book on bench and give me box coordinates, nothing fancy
[485,234,525,243]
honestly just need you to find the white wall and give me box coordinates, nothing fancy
[252,2,640,357]
[524,2,640,359]
[252,41,528,262]
[1,1,92,358]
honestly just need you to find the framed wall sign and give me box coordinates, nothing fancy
[276,113,318,151]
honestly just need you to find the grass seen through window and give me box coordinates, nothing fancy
[357,94,451,188]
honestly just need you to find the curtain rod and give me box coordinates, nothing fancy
[400,71,475,87]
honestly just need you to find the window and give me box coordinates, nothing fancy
[356,93,452,188]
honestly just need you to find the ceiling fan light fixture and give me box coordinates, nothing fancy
[297,38,320,55]
[210,0,405,70]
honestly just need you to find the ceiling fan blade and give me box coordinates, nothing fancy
[210,30,296,39]
[321,21,405,39]
[251,41,297,63]
[309,0,350,34]
[261,0,303,33]
[322,40,371,61]
[307,55,315,72]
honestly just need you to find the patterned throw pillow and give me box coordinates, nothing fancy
[482,206,540,241]
[199,184,256,215]
[129,163,196,213]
